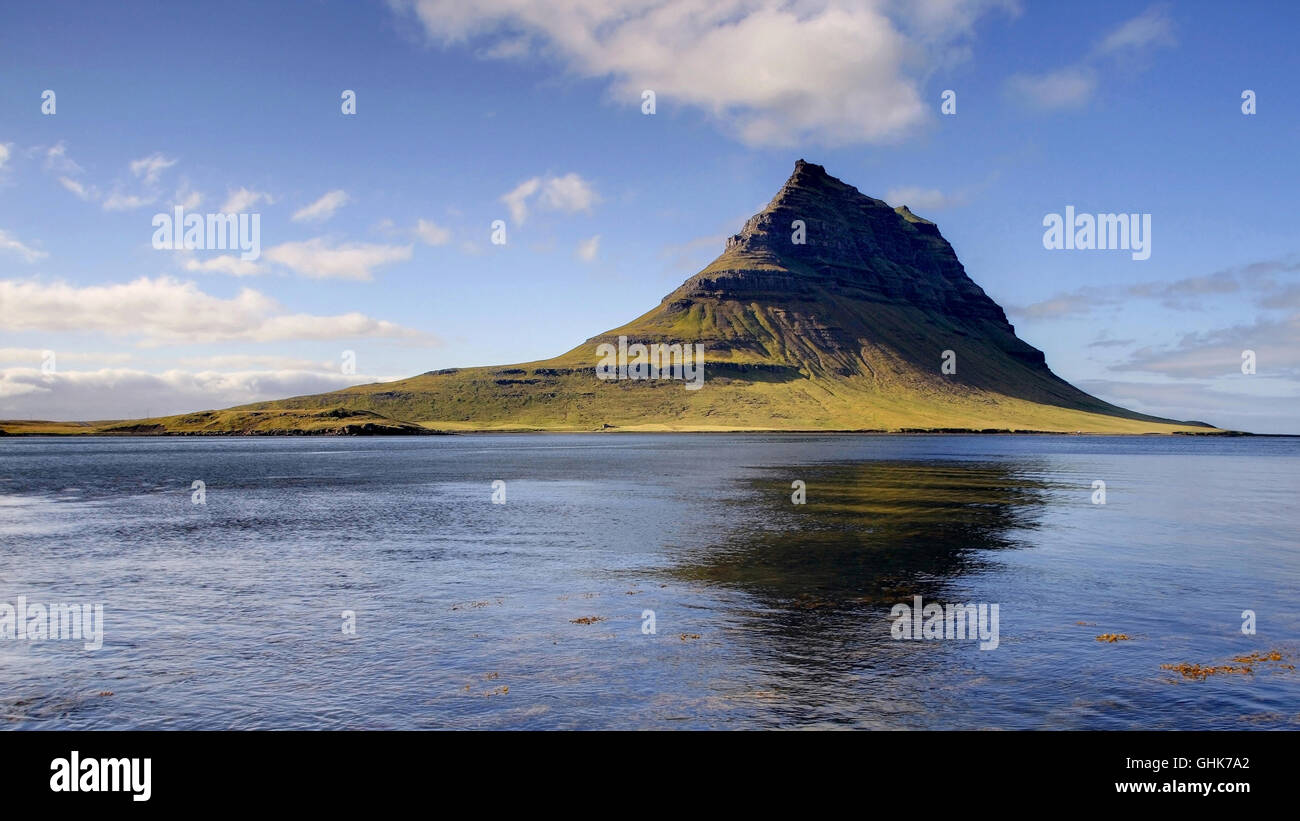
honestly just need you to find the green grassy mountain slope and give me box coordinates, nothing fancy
[0,408,436,436]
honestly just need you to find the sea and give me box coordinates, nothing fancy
[1,434,1296,729]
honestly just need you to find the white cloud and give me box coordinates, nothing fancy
[102,191,154,211]
[501,177,541,224]
[1079,378,1297,434]
[58,176,96,201]
[1008,288,1114,320]
[391,0,1011,146]
[182,254,266,277]
[1011,256,1300,320]
[0,229,48,262]
[1007,66,1097,109]
[264,238,413,280]
[0,143,10,171]
[0,367,401,421]
[221,187,275,213]
[44,142,83,175]
[1007,6,1174,111]
[292,189,350,223]
[482,36,530,59]
[885,186,968,211]
[541,173,599,213]
[1112,314,1300,380]
[0,276,428,345]
[173,181,203,210]
[173,354,342,371]
[576,234,600,262]
[1095,5,1174,56]
[0,348,132,366]
[415,218,452,245]
[129,153,177,185]
[499,173,598,224]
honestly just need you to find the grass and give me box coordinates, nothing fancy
[1,407,437,436]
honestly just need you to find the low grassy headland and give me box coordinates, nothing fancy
[0,408,442,436]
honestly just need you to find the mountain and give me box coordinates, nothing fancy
[229,160,1214,433]
[3,161,1219,435]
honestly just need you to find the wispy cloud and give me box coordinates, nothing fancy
[292,189,350,223]
[221,187,275,213]
[414,218,452,246]
[1007,5,1174,110]
[102,191,154,211]
[1086,337,1135,349]
[0,229,48,262]
[1110,313,1300,380]
[1007,67,1097,110]
[1094,5,1176,56]
[1008,286,1115,319]
[171,178,203,210]
[181,254,266,277]
[1079,377,1296,431]
[576,234,600,262]
[885,186,970,211]
[0,348,133,366]
[173,354,347,372]
[43,142,83,175]
[129,153,177,185]
[53,151,181,211]
[58,176,96,201]
[499,173,598,224]
[264,239,413,280]
[1011,254,1300,319]
[501,177,541,224]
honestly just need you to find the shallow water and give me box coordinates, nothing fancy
[0,434,1296,729]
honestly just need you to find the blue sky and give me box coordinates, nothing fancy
[1,0,1297,431]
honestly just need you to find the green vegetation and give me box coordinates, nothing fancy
[223,290,1219,435]
[1,408,438,436]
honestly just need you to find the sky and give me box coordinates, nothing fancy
[1,0,1297,432]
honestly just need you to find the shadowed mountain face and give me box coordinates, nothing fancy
[676,160,1013,329]
[234,161,1213,434]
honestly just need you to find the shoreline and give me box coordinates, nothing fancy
[0,427,1269,437]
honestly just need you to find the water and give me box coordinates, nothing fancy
[0,434,1296,729]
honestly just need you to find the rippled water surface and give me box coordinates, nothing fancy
[1,434,1297,729]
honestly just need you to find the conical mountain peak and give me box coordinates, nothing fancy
[676,160,998,326]
[229,160,1211,435]
[719,160,930,268]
